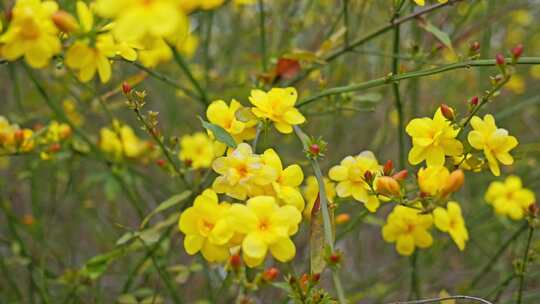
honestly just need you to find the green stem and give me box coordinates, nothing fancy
[0,252,24,301]
[298,57,540,108]
[258,0,268,72]
[342,0,349,47]
[391,3,405,169]
[468,222,528,290]
[409,251,420,300]
[516,225,534,304]
[170,46,209,105]
[203,12,214,86]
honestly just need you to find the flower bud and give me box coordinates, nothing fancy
[336,213,350,225]
[309,144,320,156]
[383,160,393,176]
[470,41,480,53]
[263,267,280,282]
[364,170,374,184]
[48,143,61,153]
[156,159,166,167]
[375,176,401,197]
[440,104,455,121]
[22,214,35,226]
[441,169,464,196]
[229,254,241,270]
[495,53,506,66]
[392,169,408,181]
[52,11,79,33]
[329,252,341,264]
[512,43,524,60]
[469,96,479,106]
[14,130,25,143]
[311,273,321,283]
[528,202,538,218]
[122,82,132,95]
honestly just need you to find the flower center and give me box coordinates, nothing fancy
[258,219,270,231]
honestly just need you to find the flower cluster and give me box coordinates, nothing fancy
[99,120,152,161]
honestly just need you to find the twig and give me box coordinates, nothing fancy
[258,0,268,72]
[387,295,493,304]
[391,0,405,168]
[170,45,209,105]
[516,225,535,304]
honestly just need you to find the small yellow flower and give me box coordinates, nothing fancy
[433,201,469,251]
[0,0,61,68]
[212,143,277,200]
[406,109,463,167]
[485,175,535,220]
[506,75,525,95]
[0,117,35,153]
[178,189,234,262]
[227,196,301,267]
[302,176,336,219]
[137,36,172,68]
[329,151,381,212]
[467,114,518,176]
[382,205,433,256]
[206,99,257,143]
[262,148,305,211]
[179,132,225,169]
[417,166,464,197]
[44,121,71,143]
[249,87,306,134]
[99,121,146,160]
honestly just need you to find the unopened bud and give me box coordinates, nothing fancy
[383,160,394,176]
[470,41,480,53]
[495,53,506,66]
[441,169,465,196]
[512,43,524,60]
[364,170,373,184]
[336,213,350,225]
[528,202,538,217]
[309,144,320,156]
[299,273,309,289]
[311,273,321,282]
[156,159,166,167]
[122,82,132,95]
[440,104,455,121]
[229,254,241,269]
[52,11,79,33]
[375,176,401,197]
[469,96,479,106]
[14,130,25,143]
[263,267,280,281]
[48,143,61,153]
[392,169,408,181]
[329,252,341,264]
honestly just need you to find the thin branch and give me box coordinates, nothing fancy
[516,225,535,304]
[170,45,209,105]
[387,295,493,304]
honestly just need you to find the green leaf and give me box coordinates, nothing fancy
[198,116,237,148]
[140,191,191,228]
[419,21,453,51]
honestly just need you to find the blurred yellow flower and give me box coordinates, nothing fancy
[302,176,336,219]
[406,109,463,167]
[206,99,257,143]
[329,151,381,212]
[227,196,301,267]
[179,132,225,169]
[382,205,433,256]
[178,189,233,262]
[485,175,535,220]
[99,121,146,160]
[262,148,305,211]
[413,0,447,6]
[530,66,540,79]
[0,116,35,153]
[44,121,71,143]
[506,74,525,95]
[249,87,306,134]
[0,0,61,68]
[433,201,469,251]
[212,143,277,200]
[417,166,464,197]
[467,114,518,176]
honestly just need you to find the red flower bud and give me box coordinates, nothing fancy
[311,273,321,283]
[229,254,241,269]
[495,53,506,66]
[156,159,166,167]
[383,160,394,176]
[364,170,373,183]
[48,143,61,153]
[512,43,524,60]
[392,170,408,181]
[528,202,538,217]
[469,96,479,106]
[122,82,132,94]
[309,144,320,155]
[329,252,341,264]
[470,41,480,52]
[440,104,455,121]
[263,267,280,281]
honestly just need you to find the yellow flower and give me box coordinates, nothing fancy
[227,196,301,267]
[329,151,381,212]
[94,0,188,42]
[382,205,433,256]
[0,0,61,68]
[249,87,306,134]
[485,176,535,220]
[413,0,447,6]
[99,121,146,160]
[406,109,463,167]
[176,32,199,59]
[433,201,469,251]
[179,132,225,169]
[178,189,234,262]
[0,117,35,153]
[506,75,525,95]
[302,176,336,219]
[63,99,84,126]
[44,121,71,143]
[180,0,225,12]
[467,114,518,176]
[137,36,172,67]
[206,99,257,143]
[212,143,277,200]
[530,66,540,79]
[261,148,305,211]
[417,166,464,197]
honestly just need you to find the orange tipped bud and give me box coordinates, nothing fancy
[383,160,393,176]
[122,82,132,94]
[52,11,79,33]
[375,176,401,197]
[229,254,241,269]
[392,169,408,181]
[311,273,321,282]
[512,43,524,60]
[336,213,350,225]
[441,169,465,196]
[263,267,280,281]
[440,104,455,121]
[469,96,479,106]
